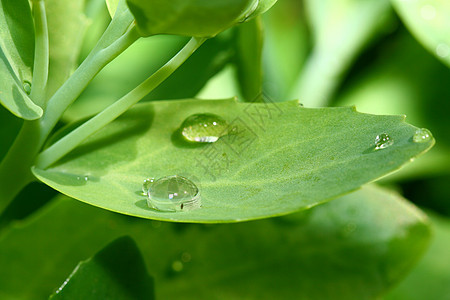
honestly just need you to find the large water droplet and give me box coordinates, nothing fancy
[413,128,432,143]
[181,113,229,143]
[374,133,394,150]
[146,175,201,212]
[23,81,31,95]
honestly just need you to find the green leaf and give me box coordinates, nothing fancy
[50,236,155,300]
[45,0,90,98]
[0,0,34,83]
[0,185,431,299]
[291,0,393,107]
[0,104,22,161]
[33,99,433,222]
[234,17,264,101]
[0,50,43,119]
[0,0,42,119]
[385,213,450,300]
[391,0,450,67]
[126,0,277,37]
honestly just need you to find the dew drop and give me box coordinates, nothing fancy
[23,81,31,95]
[142,178,154,195]
[172,260,183,272]
[436,43,450,58]
[146,175,201,212]
[413,128,432,143]
[181,113,229,143]
[374,133,394,150]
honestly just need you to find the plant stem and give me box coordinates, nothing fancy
[30,0,49,108]
[0,7,137,212]
[38,8,139,146]
[36,37,207,169]
[0,121,41,212]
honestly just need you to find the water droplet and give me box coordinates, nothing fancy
[181,252,192,263]
[436,43,450,58]
[171,260,183,272]
[374,133,394,150]
[420,4,436,20]
[181,113,229,143]
[23,81,31,95]
[146,175,201,212]
[142,178,154,195]
[84,176,89,181]
[413,128,432,143]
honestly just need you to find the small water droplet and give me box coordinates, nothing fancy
[413,128,432,143]
[84,176,89,181]
[146,175,201,212]
[436,43,450,58]
[374,133,394,150]
[181,113,229,143]
[23,81,31,95]
[181,252,192,263]
[171,260,183,272]
[142,178,155,195]
[420,4,436,20]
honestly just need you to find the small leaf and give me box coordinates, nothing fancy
[0,185,431,299]
[391,0,450,67]
[33,99,434,222]
[50,236,155,300]
[0,50,43,119]
[0,0,34,83]
[126,0,277,37]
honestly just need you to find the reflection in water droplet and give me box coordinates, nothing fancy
[84,176,89,181]
[420,4,436,20]
[142,178,154,195]
[23,81,31,95]
[436,43,450,58]
[181,113,229,143]
[374,133,394,150]
[146,175,201,212]
[413,128,432,143]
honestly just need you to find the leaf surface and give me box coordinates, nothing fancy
[126,0,276,37]
[391,0,450,67]
[34,99,433,222]
[0,185,431,299]
[0,50,43,119]
[50,236,155,300]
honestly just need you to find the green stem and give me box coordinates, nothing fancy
[39,9,138,146]
[36,37,207,169]
[30,0,49,107]
[0,121,41,212]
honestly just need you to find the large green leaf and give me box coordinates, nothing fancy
[391,0,450,67]
[126,0,277,37]
[385,213,450,300]
[0,185,431,299]
[34,99,433,222]
[50,236,155,300]
[0,0,34,83]
[45,0,89,98]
